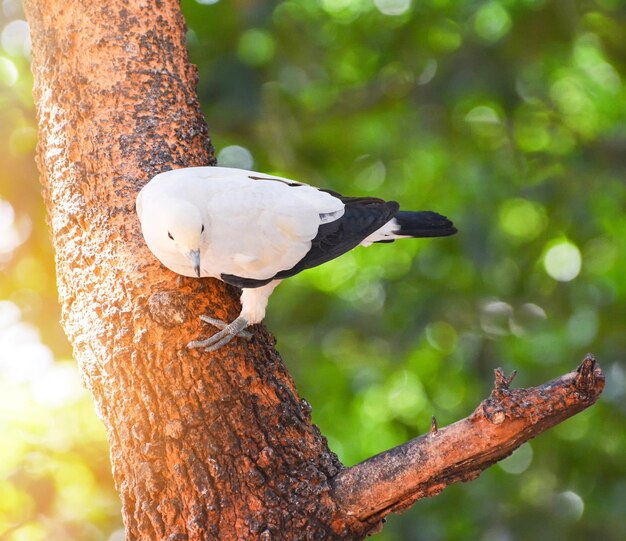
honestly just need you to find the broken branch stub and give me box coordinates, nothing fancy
[332,356,604,525]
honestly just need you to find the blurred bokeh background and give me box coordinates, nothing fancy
[1,0,625,539]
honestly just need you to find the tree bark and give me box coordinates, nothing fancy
[24,1,605,540]
[332,356,604,523]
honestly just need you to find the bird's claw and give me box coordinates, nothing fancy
[187,315,251,352]
[197,315,253,339]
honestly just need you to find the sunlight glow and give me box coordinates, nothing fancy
[0,198,31,266]
[2,0,21,18]
[31,362,86,407]
[108,529,126,541]
[0,300,53,383]
[0,55,17,85]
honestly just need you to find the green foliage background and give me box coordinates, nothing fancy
[1,0,625,539]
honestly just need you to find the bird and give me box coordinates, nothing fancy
[136,166,457,351]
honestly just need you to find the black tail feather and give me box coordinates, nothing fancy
[393,211,457,238]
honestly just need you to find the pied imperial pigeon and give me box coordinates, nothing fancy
[136,167,456,351]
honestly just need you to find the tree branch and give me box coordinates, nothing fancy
[332,355,605,525]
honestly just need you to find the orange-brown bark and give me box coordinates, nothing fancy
[332,356,604,524]
[24,1,604,540]
[23,1,353,539]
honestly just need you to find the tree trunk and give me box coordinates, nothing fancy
[24,1,604,540]
[23,1,355,539]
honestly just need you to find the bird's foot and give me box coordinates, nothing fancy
[187,315,251,352]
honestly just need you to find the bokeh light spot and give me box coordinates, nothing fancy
[465,105,501,124]
[355,160,386,191]
[31,362,86,407]
[474,2,512,42]
[566,307,599,347]
[360,385,392,424]
[550,77,588,115]
[0,55,18,85]
[308,252,357,293]
[0,198,21,262]
[321,0,369,21]
[56,460,97,509]
[499,442,533,474]
[555,412,590,441]
[498,198,547,242]
[7,523,47,541]
[543,240,582,282]
[238,29,275,66]
[374,0,411,17]
[9,126,38,155]
[108,529,127,541]
[425,321,458,353]
[2,19,30,57]
[217,145,254,169]
[574,33,621,93]
[554,490,584,521]
[520,470,557,506]
[0,300,54,383]
[2,0,22,18]
[480,299,512,336]
[510,303,546,336]
[482,524,514,541]
[427,19,462,52]
[513,110,551,153]
[604,363,626,404]
[279,65,309,95]
[386,370,427,423]
[416,58,437,85]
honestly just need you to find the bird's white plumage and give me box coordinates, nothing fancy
[137,166,344,281]
[137,165,455,351]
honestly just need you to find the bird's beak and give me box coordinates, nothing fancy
[188,249,201,277]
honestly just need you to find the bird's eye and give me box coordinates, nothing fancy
[201,225,205,233]
[168,232,174,240]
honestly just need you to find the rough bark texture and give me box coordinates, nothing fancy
[24,1,605,540]
[24,2,355,540]
[333,356,604,525]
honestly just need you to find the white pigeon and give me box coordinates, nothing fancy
[136,166,456,351]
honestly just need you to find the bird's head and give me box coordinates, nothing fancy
[150,200,206,277]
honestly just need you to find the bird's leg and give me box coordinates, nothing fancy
[187,316,250,352]
[187,280,281,352]
[198,315,253,339]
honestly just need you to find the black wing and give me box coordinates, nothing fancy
[221,196,399,289]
